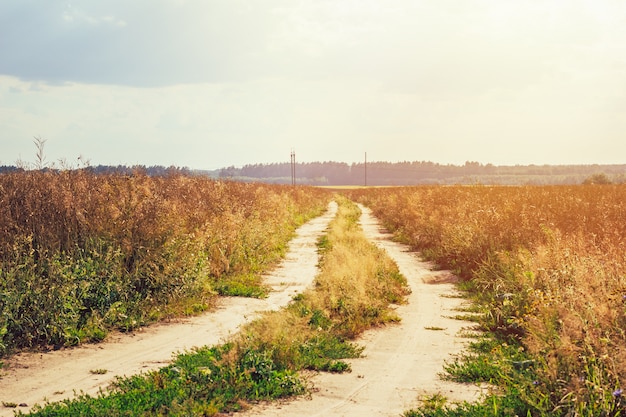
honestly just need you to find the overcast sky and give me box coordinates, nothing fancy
[1,1,625,169]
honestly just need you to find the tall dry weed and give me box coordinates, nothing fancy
[0,170,329,354]
[349,185,626,414]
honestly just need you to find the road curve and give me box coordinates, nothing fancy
[0,202,337,416]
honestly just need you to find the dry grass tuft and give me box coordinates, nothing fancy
[229,196,410,372]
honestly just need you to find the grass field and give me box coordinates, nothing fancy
[0,170,330,354]
[348,185,626,416]
[2,168,625,415]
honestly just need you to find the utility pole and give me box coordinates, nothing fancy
[290,149,296,186]
[364,152,367,187]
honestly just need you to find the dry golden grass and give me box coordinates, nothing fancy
[0,169,330,353]
[231,196,410,369]
[301,196,410,338]
[348,185,626,414]
[229,195,409,364]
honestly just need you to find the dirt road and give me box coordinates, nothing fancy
[0,202,337,416]
[240,204,483,416]
[0,201,483,416]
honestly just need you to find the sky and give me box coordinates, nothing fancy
[1,1,625,170]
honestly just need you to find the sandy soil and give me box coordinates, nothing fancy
[239,205,484,416]
[0,202,337,416]
[0,201,484,416]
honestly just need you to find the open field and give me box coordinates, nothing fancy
[3,170,625,416]
[348,185,626,416]
[0,179,481,416]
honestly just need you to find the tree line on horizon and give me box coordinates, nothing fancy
[219,160,626,185]
[1,160,624,185]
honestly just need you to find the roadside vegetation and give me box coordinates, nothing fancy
[349,185,626,416]
[0,169,329,356]
[16,196,409,416]
[8,162,622,416]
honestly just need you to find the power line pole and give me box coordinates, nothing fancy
[290,149,296,186]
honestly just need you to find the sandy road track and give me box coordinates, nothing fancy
[0,202,337,416]
[0,201,483,416]
[240,204,483,417]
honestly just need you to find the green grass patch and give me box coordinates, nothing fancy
[212,273,269,298]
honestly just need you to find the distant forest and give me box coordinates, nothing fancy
[219,161,626,185]
[0,164,195,177]
[2,161,625,185]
